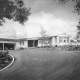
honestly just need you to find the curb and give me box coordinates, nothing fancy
[0,54,14,72]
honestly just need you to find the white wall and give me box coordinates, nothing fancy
[51,37,57,47]
[38,38,53,47]
[15,42,21,50]
[15,41,28,49]
[56,34,71,46]
[38,40,42,47]
[20,41,28,48]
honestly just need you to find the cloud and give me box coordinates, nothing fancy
[0,12,78,38]
[25,12,77,37]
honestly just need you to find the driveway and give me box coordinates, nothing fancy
[0,48,80,80]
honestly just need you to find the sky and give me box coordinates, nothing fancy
[0,0,80,38]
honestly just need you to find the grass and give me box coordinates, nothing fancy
[0,48,80,80]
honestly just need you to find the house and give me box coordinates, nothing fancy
[0,38,19,50]
[55,33,71,46]
[38,33,71,47]
[0,33,72,50]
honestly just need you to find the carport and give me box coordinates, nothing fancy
[0,43,3,50]
[4,43,15,50]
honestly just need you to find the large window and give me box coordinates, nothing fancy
[59,37,69,43]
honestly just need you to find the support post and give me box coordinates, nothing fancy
[33,40,35,47]
[3,43,4,50]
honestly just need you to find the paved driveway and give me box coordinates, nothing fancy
[0,48,80,80]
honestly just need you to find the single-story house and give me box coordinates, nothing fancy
[0,33,72,50]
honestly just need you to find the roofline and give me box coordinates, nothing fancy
[0,38,20,42]
[0,34,70,41]
[56,33,71,37]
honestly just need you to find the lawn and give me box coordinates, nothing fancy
[0,48,80,80]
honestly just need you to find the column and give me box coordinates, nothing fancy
[3,43,4,50]
[33,40,35,47]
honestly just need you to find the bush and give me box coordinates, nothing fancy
[0,51,13,69]
[53,45,80,51]
[0,51,9,58]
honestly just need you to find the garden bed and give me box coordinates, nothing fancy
[0,51,13,70]
[37,45,80,51]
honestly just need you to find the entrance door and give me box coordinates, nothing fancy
[28,40,33,47]
[28,40,38,47]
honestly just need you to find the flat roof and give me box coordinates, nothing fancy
[0,38,20,42]
[0,33,71,41]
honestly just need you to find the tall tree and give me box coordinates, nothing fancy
[76,20,80,41]
[8,29,27,39]
[39,26,50,47]
[40,26,49,37]
[0,0,31,25]
[51,0,80,15]
[50,0,80,40]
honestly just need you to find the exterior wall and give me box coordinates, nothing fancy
[38,38,52,47]
[15,41,28,49]
[56,34,71,46]
[51,37,57,47]
[20,41,28,48]
[38,40,42,47]
[15,42,21,50]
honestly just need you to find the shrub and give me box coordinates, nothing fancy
[0,51,9,58]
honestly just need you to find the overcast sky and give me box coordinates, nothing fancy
[0,0,80,38]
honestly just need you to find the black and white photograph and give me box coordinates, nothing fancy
[0,0,80,80]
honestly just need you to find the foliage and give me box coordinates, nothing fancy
[76,20,80,41]
[0,0,31,25]
[50,0,80,42]
[0,51,13,69]
[50,0,80,15]
[40,26,49,37]
[0,51,9,58]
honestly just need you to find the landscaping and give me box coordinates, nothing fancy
[40,45,80,51]
[0,48,80,80]
[0,51,13,70]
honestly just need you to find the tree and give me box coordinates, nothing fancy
[50,0,80,42]
[39,26,51,47]
[8,29,27,39]
[0,0,31,25]
[76,20,80,41]
[8,29,18,39]
[48,0,80,15]
[40,26,49,37]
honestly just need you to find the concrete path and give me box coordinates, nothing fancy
[0,48,80,80]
